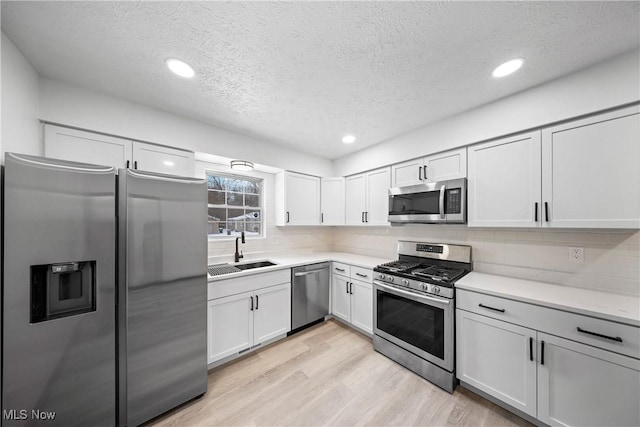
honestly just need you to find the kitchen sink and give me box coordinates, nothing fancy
[235,260,277,270]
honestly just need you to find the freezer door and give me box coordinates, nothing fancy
[2,153,116,427]
[118,169,207,426]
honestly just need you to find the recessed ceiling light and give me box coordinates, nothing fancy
[163,160,175,167]
[492,58,524,78]
[165,58,195,78]
[342,135,356,144]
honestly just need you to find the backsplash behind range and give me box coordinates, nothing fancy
[373,240,472,392]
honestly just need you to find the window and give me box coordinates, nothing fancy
[207,172,263,238]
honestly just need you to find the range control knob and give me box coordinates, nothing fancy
[432,286,441,294]
[378,273,386,280]
[388,276,395,282]
[402,279,409,285]
[421,283,428,291]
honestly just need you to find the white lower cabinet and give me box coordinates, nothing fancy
[457,289,640,426]
[331,263,373,334]
[537,333,640,427]
[207,274,291,365]
[456,310,537,417]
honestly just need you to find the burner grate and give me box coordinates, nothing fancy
[376,260,421,273]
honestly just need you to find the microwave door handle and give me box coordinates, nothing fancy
[439,185,446,219]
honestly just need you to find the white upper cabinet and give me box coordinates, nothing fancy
[468,105,640,229]
[132,142,195,177]
[320,177,345,225]
[44,124,196,177]
[345,167,390,226]
[275,171,321,226]
[345,173,367,225]
[44,124,133,168]
[391,148,467,187]
[541,105,640,228]
[467,131,542,227]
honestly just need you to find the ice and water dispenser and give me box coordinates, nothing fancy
[30,261,97,323]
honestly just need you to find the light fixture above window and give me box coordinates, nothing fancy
[342,135,356,144]
[230,160,254,171]
[492,58,524,78]
[165,58,195,78]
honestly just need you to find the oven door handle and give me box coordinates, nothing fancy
[374,281,451,306]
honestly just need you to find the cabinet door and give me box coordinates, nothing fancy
[456,310,537,417]
[253,283,291,344]
[542,106,640,228]
[331,274,351,322]
[424,147,467,181]
[44,124,133,168]
[467,131,542,227]
[320,177,345,225]
[207,293,253,364]
[284,172,320,225]
[366,167,391,225]
[133,141,195,177]
[350,279,373,334]
[537,333,640,427]
[345,174,367,225]
[391,158,424,187]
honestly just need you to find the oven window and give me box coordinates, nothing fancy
[389,192,440,215]
[376,290,445,359]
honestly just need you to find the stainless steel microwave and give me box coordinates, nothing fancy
[388,178,466,224]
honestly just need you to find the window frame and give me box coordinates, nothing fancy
[206,170,265,240]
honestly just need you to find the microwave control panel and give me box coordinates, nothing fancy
[445,188,462,214]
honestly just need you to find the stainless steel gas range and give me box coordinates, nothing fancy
[372,241,472,393]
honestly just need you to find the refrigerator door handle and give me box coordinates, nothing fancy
[7,152,115,173]
[125,169,206,184]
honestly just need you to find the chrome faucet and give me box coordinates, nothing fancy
[234,231,245,263]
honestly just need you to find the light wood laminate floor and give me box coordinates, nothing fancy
[147,319,532,427]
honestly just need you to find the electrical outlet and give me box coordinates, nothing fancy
[569,247,584,263]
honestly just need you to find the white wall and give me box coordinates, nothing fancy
[195,160,332,262]
[38,78,333,176]
[1,32,40,157]
[332,226,640,297]
[334,49,640,176]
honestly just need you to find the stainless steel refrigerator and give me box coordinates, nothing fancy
[1,154,207,426]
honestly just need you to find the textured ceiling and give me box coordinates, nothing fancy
[2,1,639,160]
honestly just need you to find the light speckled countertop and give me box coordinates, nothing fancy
[456,272,640,327]
[207,252,392,282]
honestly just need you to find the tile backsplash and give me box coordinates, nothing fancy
[331,225,640,297]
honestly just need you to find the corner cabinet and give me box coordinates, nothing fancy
[330,263,373,334]
[456,288,640,426]
[275,171,321,226]
[345,167,391,226]
[44,124,195,177]
[320,177,345,225]
[207,270,291,365]
[391,147,467,187]
[468,105,640,228]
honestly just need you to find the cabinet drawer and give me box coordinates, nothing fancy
[208,269,290,300]
[457,289,640,359]
[332,262,350,277]
[350,266,373,283]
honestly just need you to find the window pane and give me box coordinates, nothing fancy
[208,208,226,221]
[228,208,244,220]
[227,192,243,206]
[245,194,260,208]
[208,190,225,205]
[244,181,260,194]
[225,179,245,192]
[245,221,261,235]
[207,176,225,190]
[246,209,260,220]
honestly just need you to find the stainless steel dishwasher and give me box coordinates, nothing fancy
[291,262,330,331]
